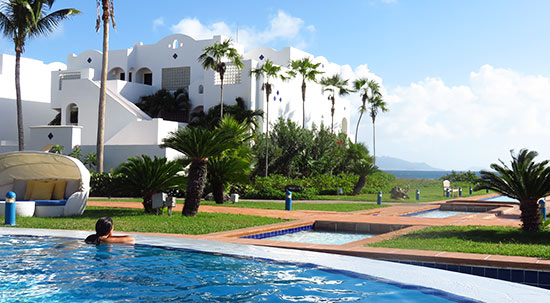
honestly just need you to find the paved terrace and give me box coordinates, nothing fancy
[88,193,550,272]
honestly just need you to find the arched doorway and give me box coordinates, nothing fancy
[136,67,153,85]
[108,67,125,80]
[66,103,78,125]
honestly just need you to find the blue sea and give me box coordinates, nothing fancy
[384,170,481,179]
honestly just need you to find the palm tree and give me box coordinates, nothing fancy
[250,59,282,177]
[0,0,80,151]
[320,74,351,133]
[207,146,251,204]
[162,117,251,216]
[137,88,191,122]
[351,158,377,195]
[368,94,388,165]
[95,0,115,173]
[284,57,323,128]
[190,97,263,130]
[116,155,185,213]
[477,149,550,232]
[353,78,381,144]
[198,39,243,118]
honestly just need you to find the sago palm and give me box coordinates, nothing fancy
[368,94,388,165]
[0,0,80,151]
[284,57,323,128]
[320,74,351,133]
[116,155,185,213]
[162,117,251,216]
[207,146,251,204]
[198,39,243,118]
[477,149,550,232]
[96,0,115,173]
[250,59,282,177]
[351,158,377,196]
[353,78,381,144]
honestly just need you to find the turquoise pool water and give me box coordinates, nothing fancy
[0,235,476,302]
[268,230,375,245]
[403,209,480,218]
[481,195,519,202]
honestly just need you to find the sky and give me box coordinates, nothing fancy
[1,0,549,170]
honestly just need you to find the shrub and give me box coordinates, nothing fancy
[440,171,479,183]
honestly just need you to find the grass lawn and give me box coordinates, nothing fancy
[89,198,388,212]
[316,179,488,203]
[368,225,550,258]
[200,201,388,212]
[9,207,286,235]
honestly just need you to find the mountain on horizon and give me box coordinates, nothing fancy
[376,156,442,171]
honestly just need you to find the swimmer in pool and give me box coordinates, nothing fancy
[85,217,135,245]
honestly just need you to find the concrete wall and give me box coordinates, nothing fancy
[28,125,82,151]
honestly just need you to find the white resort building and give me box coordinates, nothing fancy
[0,34,351,170]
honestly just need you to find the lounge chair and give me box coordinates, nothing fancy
[0,151,90,217]
[443,180,459,197]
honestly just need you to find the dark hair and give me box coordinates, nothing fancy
[85,217,113,245]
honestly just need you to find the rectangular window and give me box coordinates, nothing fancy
[120,73,125,81]
[162,67,190,90]
[214,63,241,85]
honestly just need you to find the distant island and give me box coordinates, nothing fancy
[376,156,443,171]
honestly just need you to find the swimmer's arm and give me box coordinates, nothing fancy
[102,235,135,244]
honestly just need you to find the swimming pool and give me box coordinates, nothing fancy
[481,195,519,202]
[402,209,480,218]
[268,230,375,244]
[1,228,548,302]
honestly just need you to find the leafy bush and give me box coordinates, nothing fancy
[361,171,396,194]
[440,171,479,183]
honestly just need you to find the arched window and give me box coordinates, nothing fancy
[198,85,204,94]
[172,40,179,49]
[66,103,78,125]
[341,117,348,134]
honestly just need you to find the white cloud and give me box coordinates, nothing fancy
[348,65,550,170]
[170,11,314,50]
[153,17,165,31]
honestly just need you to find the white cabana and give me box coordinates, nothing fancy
[0,151,90,217]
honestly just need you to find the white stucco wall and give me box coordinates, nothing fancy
[0,54,64,148]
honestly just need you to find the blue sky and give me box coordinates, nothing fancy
[2,0,549,170]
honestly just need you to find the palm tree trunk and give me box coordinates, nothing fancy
[520,199,541,232]
[183,159,208,216]
[330,97,335,132]
[15,51,24,151]
[355,111,364,144]
[96,7,110,173]
[142,192,153,213]
[212,181,225,204]
[219,72,224,118]
[352,175,367,195]
[301,79,306,128]
[372,119,376,165]
[265,86,270,177]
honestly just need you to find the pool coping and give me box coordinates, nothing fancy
[2,227,549,303]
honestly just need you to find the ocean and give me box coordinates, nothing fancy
[383,170,481,179]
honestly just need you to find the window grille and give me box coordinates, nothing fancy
[162,67,190,90]
[58,72,81,90]
[214,63,241,85]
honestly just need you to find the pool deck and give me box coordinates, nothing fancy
[86,193,550,273]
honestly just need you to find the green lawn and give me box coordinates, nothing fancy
[89,198,388,212]
[200,200,388,212]
[369,225,550,258]
[316,179,488,203]
[9,207,286,235]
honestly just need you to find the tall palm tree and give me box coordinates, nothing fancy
[116,155,185,213]
[477,149,550,232]
[250,59,282,177]
[95,0,115,173]
[162,117,251,216]
[320,74,351,133]
[352,78,381,144]
[198,39,243,118]
[0,0,80,151]
[368,94,388,165]
[284,57,323,128]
